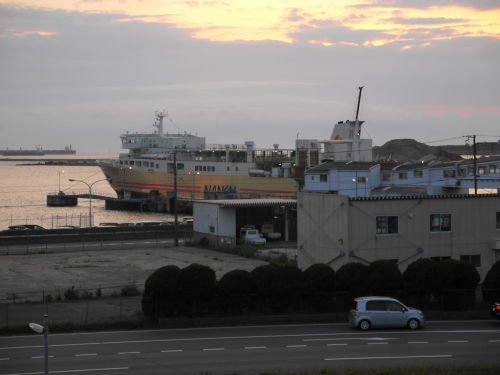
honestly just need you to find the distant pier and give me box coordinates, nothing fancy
[1,158,103,166]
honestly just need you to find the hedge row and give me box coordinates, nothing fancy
[142,259,500,318]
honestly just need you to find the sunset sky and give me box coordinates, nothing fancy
[1,0,499,152]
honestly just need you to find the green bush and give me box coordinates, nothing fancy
[403,258,438,307]
[216,270,256,314]
[251,264,303,313]
[142,265,181,318]
[368,260,403,296]
[482,260,500,302]
[177,263,216,316]
[64,286,80,301]
[302,264,336,312]
[435,259,479,309]
[336,262,370,297]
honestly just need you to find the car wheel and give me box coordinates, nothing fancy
[358,320,371,331]
[407,318,419,330]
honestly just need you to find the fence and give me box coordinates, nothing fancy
[0,284,143,329]
[1,214,92,229]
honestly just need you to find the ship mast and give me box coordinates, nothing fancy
[355,86,364,122]
[154,110,167,136]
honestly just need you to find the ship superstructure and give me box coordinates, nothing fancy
[100,90,373,209]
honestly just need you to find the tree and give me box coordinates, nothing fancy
[216,270,256,314]
[482,260,500,302]
[302,264,336,312]
[141,265,181,318]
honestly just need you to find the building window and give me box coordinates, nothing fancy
[195,166,199,171]
[443,169,456,178]
[320,174,327,182]
[478,166,487,175]
[382,173,391,182]
[460,254,481,267]
[177,163,184,170]
[414,170,423,178]
[490,165,499,174]
[376,216,398,234]
[156,163,159,169]
[398,171,407,179]
[458,168,467,177]
[430,214,451,232]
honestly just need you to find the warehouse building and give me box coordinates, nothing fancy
[297,192,500,281]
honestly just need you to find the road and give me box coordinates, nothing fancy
[1,320,500,375]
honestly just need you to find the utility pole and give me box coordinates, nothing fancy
[466,135,478,195]
[472,134,477,195]
[173,151,179,246]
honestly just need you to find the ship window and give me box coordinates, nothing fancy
[177,163,184,170]
[467,167,474,176]
[443,169,456,178]
[490,165,499,174]
[203,166,207,171]
[458,168,467,177]
[130,161,135,165]
[320,174,327,182]
[354,176,367,183]
[227,166,230,171]
[398,171,407,179]
[137,161,142,167]
[195,166,199,171]
[124,161,128,165]
[382,173,391,182]
[414,170,423,178]
[478,166,487,175]
[212,166,215,172]
[236,167,239,171]
[119,160,123,165]
[156,164,159,169]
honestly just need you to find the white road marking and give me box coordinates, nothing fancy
[326,343,348,346]
[118,351,140,355]
[75,353,97,357]
[32,355,54,359]
[203,348,225,351]
[488,340,500,342]
[2,367,129,375]
[161,349,183,353]
[245,346,266,349]
[286,345,307,348]
[448,340,468,343]
[408,341,428,344]
[325,354,453,361]
[0,357,10,360]
[367,342,388,345]
[304,337,396,342]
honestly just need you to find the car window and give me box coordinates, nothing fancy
[351,300,358,310]
[386,301,404,311]
[366,300,386,311]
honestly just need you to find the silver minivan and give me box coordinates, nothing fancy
[348,296,425,330]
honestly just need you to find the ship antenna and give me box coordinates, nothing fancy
[355,86,364,121]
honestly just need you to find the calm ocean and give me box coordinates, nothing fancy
[0,154,174,230]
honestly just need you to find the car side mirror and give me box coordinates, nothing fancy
[400,307,407,313]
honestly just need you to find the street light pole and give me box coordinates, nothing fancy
[68,178,109,227]
[28,314,49,375]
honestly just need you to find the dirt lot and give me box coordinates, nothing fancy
[0,244,267,301]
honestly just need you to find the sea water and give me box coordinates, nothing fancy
[0,155,174,230]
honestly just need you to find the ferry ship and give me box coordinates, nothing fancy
[100,92,372,208]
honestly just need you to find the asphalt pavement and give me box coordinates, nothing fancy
[1,320,500,375]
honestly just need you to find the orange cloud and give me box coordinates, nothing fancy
[4,1,500,46]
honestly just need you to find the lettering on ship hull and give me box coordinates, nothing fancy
[204,185,237,193]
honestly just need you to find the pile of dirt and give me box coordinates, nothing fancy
[374,139,463,162]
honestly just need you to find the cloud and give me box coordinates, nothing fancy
[363,0,500,11]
